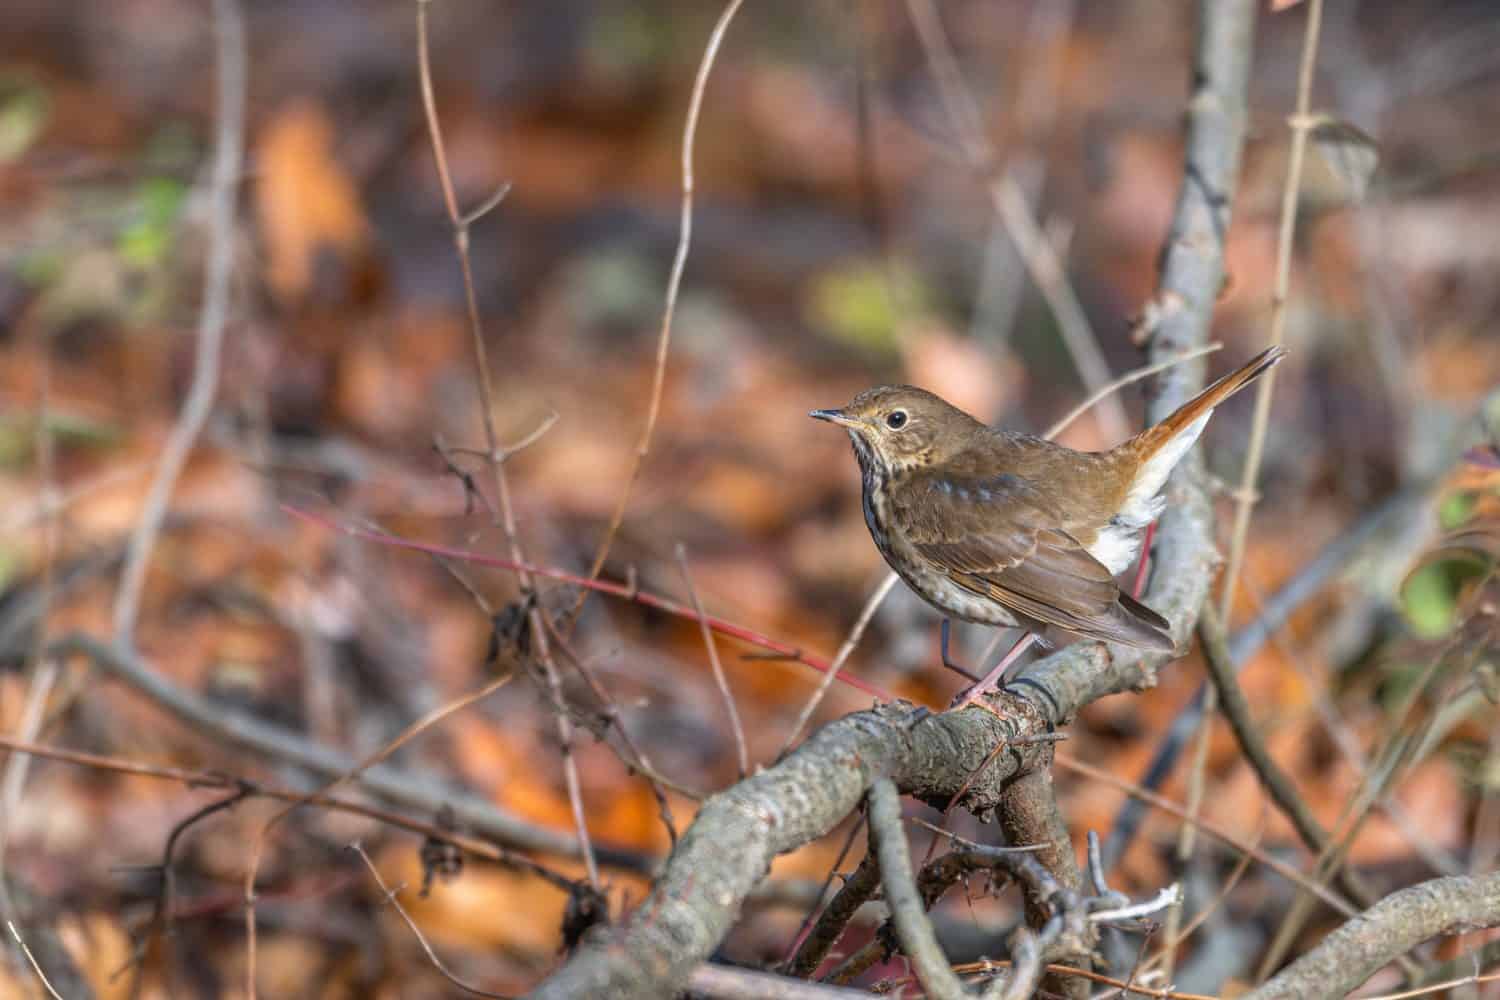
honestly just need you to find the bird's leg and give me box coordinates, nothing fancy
[938,619,981,682]
[1130,520,1158,599]
[949,632,1040,711]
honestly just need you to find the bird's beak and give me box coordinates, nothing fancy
[809,408,860,429]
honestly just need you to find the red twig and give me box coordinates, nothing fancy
[283,503,894,701]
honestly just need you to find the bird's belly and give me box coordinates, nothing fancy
[874,530,1022,628]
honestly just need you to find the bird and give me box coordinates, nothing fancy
[810,345,1286,710]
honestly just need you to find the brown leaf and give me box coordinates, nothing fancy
[255,99,370,304]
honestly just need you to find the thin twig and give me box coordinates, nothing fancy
[1054,753,1357,918]
[1196,601,1381,918]
[6,922,62,1000]
[1088,886,1180,925]
[243,670,514,997]
[578,0,747,599]
[905,0,1126,443]
[112,0,245,644]
[1128,808,1265,982]
[779,573,899,758]
[128,787,252,998]
[1042,343,1224,440]
[0,733,587,891]
[1218,0,1324,624]
[676,544,749,777]
[1363,971,1500,1000]
[542,619,691,850]
[285,503,894,700]
[349,842,509,998]
[414,0,599,902]
[783,818,871,978]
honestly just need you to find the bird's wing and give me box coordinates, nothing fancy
[898,469,1168,646]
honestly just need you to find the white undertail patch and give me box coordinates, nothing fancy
[1086,412,1210,575]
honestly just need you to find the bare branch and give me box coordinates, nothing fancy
[781,572,899,757]
[350,842,509,998]
[1247,870,1500,1000]
[1218,0,1325,620]
[1042,343,1223,441]
[905,0,1127,443]
[243,671,515,996]
[676,544,749,777]
[113,0,245,643]
[687,963,872,1000]
[48,632,650,873]
[286,503,894,701]
[868,778,1012,999]
[6,921,62,1000]
[0,733,587,892]
[579,0,747,595]
[785,843,878,979]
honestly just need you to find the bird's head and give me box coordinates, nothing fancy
[810,385,980,476]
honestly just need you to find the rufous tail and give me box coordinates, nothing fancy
[1132,345,1287,460]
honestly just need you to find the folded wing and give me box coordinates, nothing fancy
[898,469,1173,651]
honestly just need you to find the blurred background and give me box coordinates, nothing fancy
[2,1,1499,996]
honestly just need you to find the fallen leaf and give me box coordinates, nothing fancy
[255,99,370,305]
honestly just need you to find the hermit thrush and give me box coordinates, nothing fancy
[812,346,1286,709]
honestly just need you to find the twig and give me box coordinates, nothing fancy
[1088,886,1180,925]
[285,503,894,701]
[349,842,509,998]
[243,671,515,998]
[1042,343,1223,441]
[937,961,1220,1000]
[676,544,749,777]
[1218,0,1324,623]
[542,620,695,847]
[577,0,747,598]
[908,818,1047,855]
[1196,601,1377,911]
[0,733,586,892]
[688,963,873,1000]
[1054,753,1356,918]
[414,0,597,900]
[780,572,899,758]
[1104,482,1435,870]
[6,921,62,1000]
[1139,810,1265,979]
[786,845,878,979]
[868,779,1009,999]
[0,308,61,921]
[112,0,245,644]
[905,0,1126,443]
[1358,971,1500,1000]
[128,787,251,997]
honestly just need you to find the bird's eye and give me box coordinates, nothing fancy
[886,410,908,430]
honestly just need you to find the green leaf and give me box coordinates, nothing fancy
[1400,552,1489,639]
[806,260,924,358]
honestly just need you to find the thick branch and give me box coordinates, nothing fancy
[1247,871,1500,1000]
[49,632,649,872]
[869,779,1007,999]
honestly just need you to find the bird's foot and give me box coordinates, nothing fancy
[946,632,1040,714]
[938,619,982,682]
[948,679,1004,717]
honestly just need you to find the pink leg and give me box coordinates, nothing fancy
[1130,520,1158,599]
[949,632,1040,711]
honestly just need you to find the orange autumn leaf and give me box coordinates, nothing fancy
[255,99,369,304]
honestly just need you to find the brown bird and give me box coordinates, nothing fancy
[811,346,1286,709]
